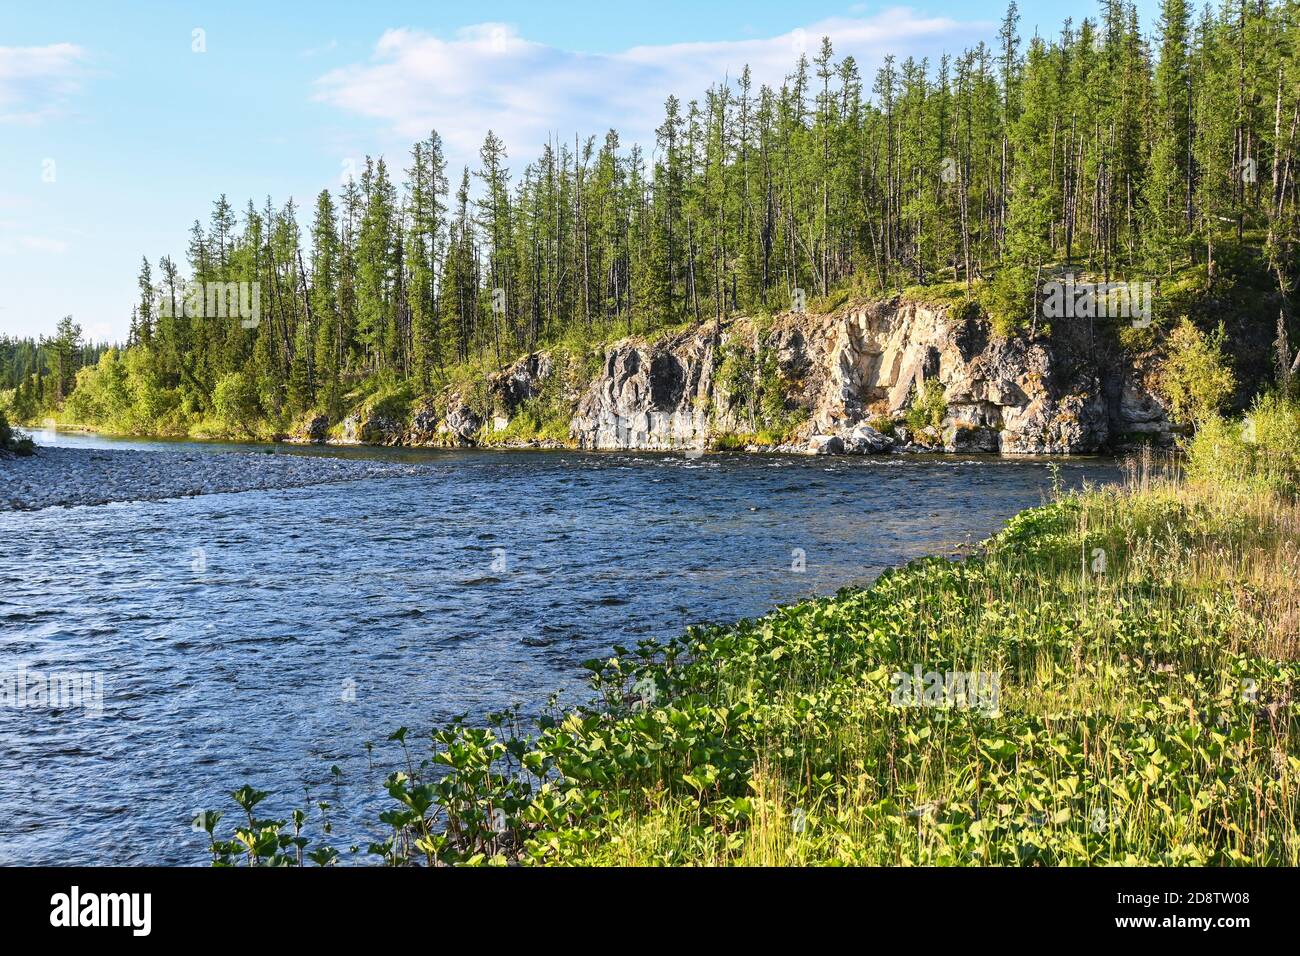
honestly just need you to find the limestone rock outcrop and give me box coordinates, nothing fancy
[570,298,1174,454]
[299,295,1177,456]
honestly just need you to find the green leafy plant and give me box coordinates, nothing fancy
[1160,320,1236,426]
[212,371,263,436]
[904,379,947,432]
[0,406,34,455]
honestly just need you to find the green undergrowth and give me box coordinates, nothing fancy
[0,407,34,455]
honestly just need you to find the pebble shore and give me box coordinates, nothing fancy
[0,444,424,512]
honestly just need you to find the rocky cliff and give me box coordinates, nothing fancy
[565,297,1176,454]
[301,296,1178,456]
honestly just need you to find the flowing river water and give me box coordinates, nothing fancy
[0,432,1120,864]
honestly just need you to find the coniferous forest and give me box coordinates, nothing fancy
[4,0,1300,438]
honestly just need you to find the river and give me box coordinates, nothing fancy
[0,431,1120,863]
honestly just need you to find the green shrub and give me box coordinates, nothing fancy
[711,432,752,451]
[212,371,262,434]
[62,349,131,429]
[1245,391,1300,455]
[715,333,805,442]
[368,380,415,424]
[1160,320,1236,426]
[808,287,850,314]
[868,416,897,437]
[121,345,178,427]
[1184,415,1252,486]
[1189,394,1300,495]
[950,295,982,324]
[904,379,947,432]
[480,350,588,446]
[488,394,573,445]
[717,339,757,410]
[980,266,1036,337]
[0,407,33,455]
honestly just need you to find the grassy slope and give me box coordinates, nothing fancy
[503,466,1299,866]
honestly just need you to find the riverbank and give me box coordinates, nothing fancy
[0,444,426,511]
[36,289,1243,460]
[194,420,1300,865]
[278,299,1192,457]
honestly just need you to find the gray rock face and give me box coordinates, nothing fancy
[292,414,329,444]
[402,395,477,446]
[568,298,1173,455]
[298,296,1175,456]
[338,408,403,445]
[440,400,481,445]
[804,434,845,455]
[571,327,721,451]
[406,400,443,445]
[492,353,552,412]
[844,424,892,454]
[311,351,554,449]
[1110,355,1178,445]
[943,423,1001,453]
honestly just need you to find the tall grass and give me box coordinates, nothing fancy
[1186,393,1300,496]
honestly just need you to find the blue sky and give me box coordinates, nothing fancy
[0,1,1158,343]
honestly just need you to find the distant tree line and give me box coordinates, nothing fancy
[1,323,108,422]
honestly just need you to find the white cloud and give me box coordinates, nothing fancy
[314,9,987,169]
[0,43,88,124]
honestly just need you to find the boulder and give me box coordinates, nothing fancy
[338,408,402,445]
[489,352,553,415]
[915,425,943,447]
[804,434,845,455]
[842,423,893,454]
[291,414,329,444]
[407,400,442,445]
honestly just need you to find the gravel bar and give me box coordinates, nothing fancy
[0,444,427,512]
